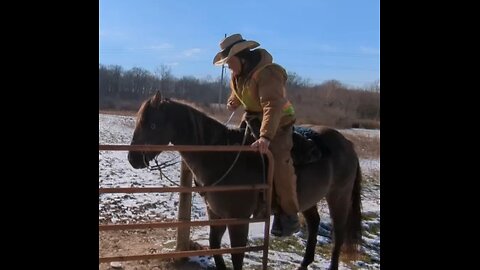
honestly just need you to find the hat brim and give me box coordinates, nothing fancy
[213,40,260,66]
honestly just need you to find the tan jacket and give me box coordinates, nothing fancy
[227,49,295,140]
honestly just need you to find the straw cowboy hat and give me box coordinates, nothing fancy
[213,34,260,66]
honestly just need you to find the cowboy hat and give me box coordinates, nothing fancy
[213,34,260,66]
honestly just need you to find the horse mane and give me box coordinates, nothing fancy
[169,99,225,126]
[138,97,245,145]
[136,98,151,128]
[169,99,227,130]
[137,97,222,124]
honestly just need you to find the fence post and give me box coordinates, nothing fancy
[176,160,193,251]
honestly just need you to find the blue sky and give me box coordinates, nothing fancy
[99,0,379,88]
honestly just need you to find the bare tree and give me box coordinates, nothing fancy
[155,64,174,96]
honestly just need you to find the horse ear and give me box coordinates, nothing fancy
[151,91,162,107]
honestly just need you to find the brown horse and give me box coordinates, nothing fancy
[128,93,362,270]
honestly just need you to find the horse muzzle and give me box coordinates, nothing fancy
[127,151,150,169]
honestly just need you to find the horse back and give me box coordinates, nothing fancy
[294,126,359,209]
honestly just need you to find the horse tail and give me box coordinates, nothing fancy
[344,160,363,257]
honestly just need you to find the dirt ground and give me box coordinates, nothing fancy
[99,113,380,270]
[99,228,208,270]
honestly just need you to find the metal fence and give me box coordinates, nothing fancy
[99,144,274,269]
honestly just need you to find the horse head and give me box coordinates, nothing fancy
[128,92,176,169]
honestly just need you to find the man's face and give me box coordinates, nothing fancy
[226,56,242,76]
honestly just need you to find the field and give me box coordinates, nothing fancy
[99,112,380,270]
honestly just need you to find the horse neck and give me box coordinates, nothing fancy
[171,105,257,186]
[173,105,229,146]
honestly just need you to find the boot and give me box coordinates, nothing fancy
[271,212,300,237]
[271,214,282,236]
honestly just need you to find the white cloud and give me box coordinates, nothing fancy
[148,43,174,50]
[99,30,127,38]
[360,46,380,55]
[317,44,338,52]
[183,48,201,57]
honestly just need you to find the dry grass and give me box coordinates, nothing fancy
[100,86,380,130]
[340,131,380,160]
[290,86,379,129]
[99,102,244,125]
[299,124,379,160]
[98,109,379,161]
[99,109,137,117]
[351,119,380,129]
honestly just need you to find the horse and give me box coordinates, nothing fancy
[127,92,362,270]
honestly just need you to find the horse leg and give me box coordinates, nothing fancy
[298,205,320,270]
[326,194,350,270]
[207,208,227,270]
[227,223,249,270]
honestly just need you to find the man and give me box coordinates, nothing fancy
[213,33,300,236]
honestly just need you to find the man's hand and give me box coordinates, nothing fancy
[227,100,239,112]
[251,137,270,154]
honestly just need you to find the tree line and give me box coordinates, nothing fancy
[99,64,225,109]
[99,64,380,128]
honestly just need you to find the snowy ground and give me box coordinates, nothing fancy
[99,113,380,269]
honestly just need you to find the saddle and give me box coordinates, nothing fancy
[291,129,322,166]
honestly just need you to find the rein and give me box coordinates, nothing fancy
[211,115,266,187]
[149,156,180,186]
[210,124,250,186]
[224,111,235,126]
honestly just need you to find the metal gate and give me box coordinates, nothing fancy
[99,144,274,269]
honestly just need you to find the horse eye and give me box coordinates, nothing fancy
[150,123,156,130]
